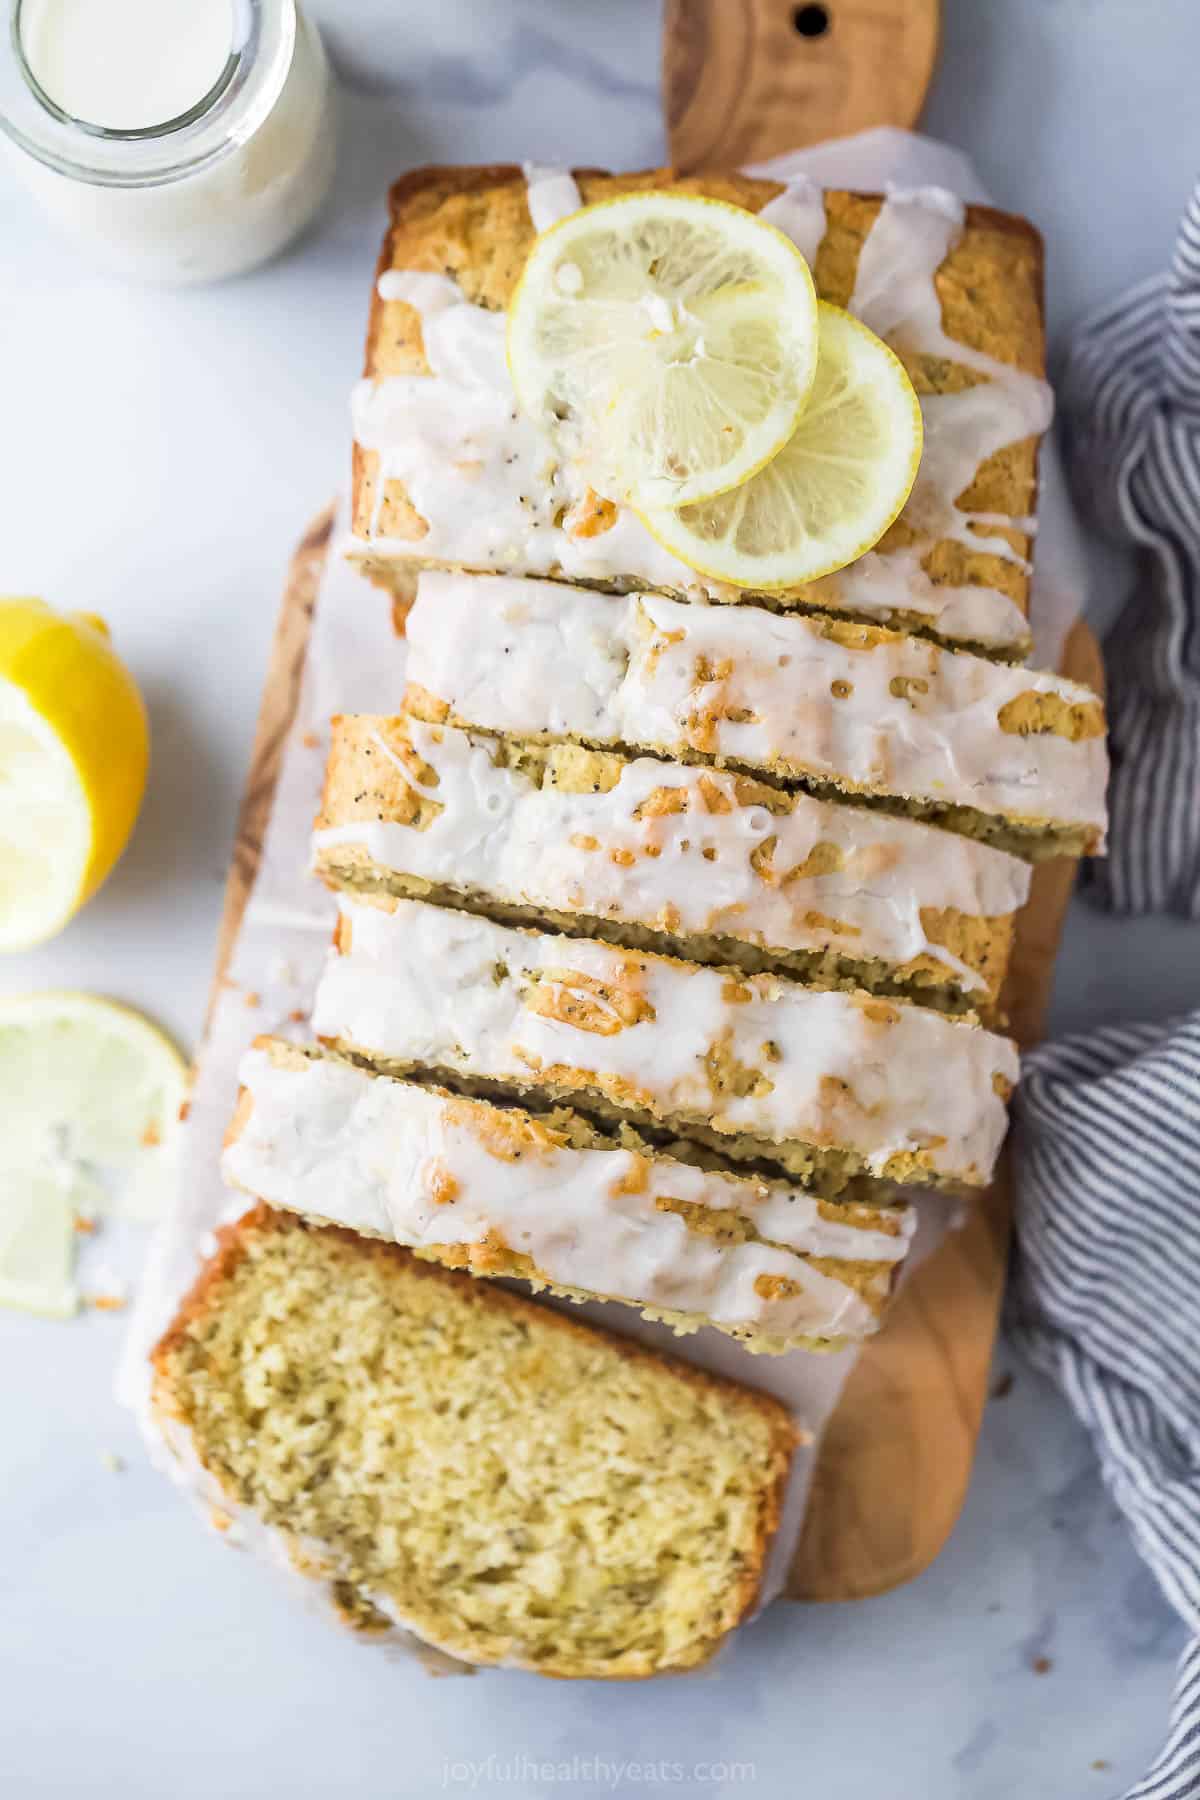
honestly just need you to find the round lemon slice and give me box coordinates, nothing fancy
[0,599,148,952]
[507,192,819,511]
[0,991,187,1317]
[640,303,924,589]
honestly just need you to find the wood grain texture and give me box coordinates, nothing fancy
[211,519,1100,1603]
[206,506,333,1033]
[663,0,940,171]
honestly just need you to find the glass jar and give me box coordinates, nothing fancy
[0,0,337,283]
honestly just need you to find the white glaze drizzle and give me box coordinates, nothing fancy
[313,716,1032,998]
[315,895,1018,1185]
[847,187,1051,565]
[349,175,1049,653]
[356,273,692,591]
[225,1045,914,1343]
[405,574,1109,839]
[523,162,583,234]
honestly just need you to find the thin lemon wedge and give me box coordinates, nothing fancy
[640,302,924,588]
[0,991,187,1317]
[0,599,148,951]
[507,192,819,511]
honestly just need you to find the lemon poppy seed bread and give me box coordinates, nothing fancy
[401,573,1108,858]
[314,890,1018,1193]
[313,714,1030,1014]
[222,1037,914,1353]
[349,165,1048,657]
[151,1205,799,1678]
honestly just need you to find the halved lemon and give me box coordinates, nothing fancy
[0,599,148,952]
[507,193,819,511]
[0,991,187,1317]
[640,303,924,588]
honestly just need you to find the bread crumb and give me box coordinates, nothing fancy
[1032,1655,1052,1675]
[302,730,320,749]
[88,1294,128,1313]
[100,1451,125,1474]
[245,991,261,1009]
[73,1214,98,1235]
[990,1371,1014,1399]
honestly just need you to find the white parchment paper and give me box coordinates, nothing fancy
[121,131,1086,1629]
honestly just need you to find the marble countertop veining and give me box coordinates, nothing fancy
[1,2,1197,1795]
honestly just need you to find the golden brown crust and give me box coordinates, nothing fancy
[353,165,1045,635]
[151,1204,798,1672]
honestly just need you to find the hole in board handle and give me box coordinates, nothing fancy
[792,4,830,38]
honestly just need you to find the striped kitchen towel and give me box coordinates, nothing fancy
[1057,180,1200,916]
[1011,1018,1200,1799]
[1013,179,1200,1800]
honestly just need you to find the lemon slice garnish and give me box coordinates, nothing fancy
[0,992,187,1317]
[507,193,819,511]
[639,302,924,588]
[0,600,148,952]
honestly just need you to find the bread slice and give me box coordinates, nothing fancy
[223,1038,914,1353]
[349,165,1047,657]
[150,1204,798,1677]
[315,891,1018,1193]
[313,714,1030,1014]
[403,573,1108,859]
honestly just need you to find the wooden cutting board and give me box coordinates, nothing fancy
[214,509,1100,1603]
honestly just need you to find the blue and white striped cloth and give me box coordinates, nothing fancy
[1057,182,1200,916]
[1012,180,1200,1799]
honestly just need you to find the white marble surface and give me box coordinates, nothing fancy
[1,2,1197,1795]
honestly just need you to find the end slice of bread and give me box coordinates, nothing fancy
[151,1204,798,1677]
[350,166,1046,658]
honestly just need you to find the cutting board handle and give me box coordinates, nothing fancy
[663,0,940,173]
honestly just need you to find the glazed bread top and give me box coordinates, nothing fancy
[151,1205,798,1677]
[350,165,1049,655]
[315,892,1019,1191]
[404,572,1108,855]
[312,714,1032,1010]
[223,1038,914,1348]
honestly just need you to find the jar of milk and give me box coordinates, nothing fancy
[0,0,336,283]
